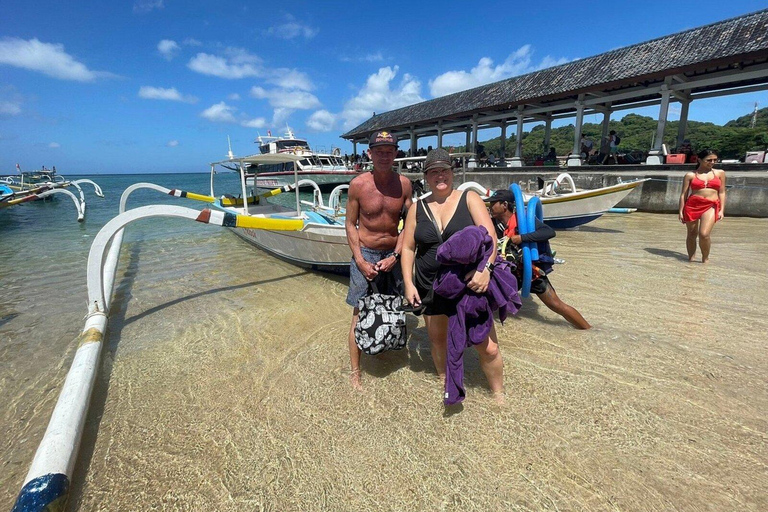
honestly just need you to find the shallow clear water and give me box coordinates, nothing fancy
[1,181,767,510]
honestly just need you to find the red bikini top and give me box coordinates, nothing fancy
[691,174,721,191]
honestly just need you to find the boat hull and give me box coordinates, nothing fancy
[229,223,351,274]
[212,201,351,274]
[538,180,648,229]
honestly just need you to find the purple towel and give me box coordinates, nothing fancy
[434,225,522,405]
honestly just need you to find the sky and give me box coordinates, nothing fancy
[1,1,766,174]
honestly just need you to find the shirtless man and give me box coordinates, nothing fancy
[345,129,412,390]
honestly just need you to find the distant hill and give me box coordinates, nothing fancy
[467,108,768,160]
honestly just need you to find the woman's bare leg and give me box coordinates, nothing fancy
[685,220,699,261]
[475,323,504,399]
[424,314,448,379]
[698,208,717,263]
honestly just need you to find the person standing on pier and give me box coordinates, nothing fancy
[345,129,412,390]
[679,149,726,263]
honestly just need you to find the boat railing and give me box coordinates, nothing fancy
[542,173,578,196]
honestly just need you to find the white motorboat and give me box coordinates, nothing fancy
[244,129,359,191]
[210,152,351,274]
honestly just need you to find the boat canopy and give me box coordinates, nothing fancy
[210,153,304,167]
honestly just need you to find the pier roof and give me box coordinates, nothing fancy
[341,9,768,144]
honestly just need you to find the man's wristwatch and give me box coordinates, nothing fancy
[392,251,401,260]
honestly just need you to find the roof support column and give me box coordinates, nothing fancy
[599,107,611,162]
[470,116,479,168]
[568,100,585,167]
[437,121,443,148]
[647,83,671,165]
[543,118,552,153]
[508,109,524,167]
[353,142,357,159]
[410,128,417,156]
[676,97,690,149]
[499,121,507,165]
[465,128,471,152]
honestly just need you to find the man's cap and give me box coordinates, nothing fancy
[424,148,453,172]
[368,130,398,148]
[486,189,515,205]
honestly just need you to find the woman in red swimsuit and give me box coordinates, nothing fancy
[678,149,726,263]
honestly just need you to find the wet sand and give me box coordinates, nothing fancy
[2,212,767,511]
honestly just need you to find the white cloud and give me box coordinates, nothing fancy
[0,100,21,116]
[48,142,60,148]
[158,39,180,60]
[429,45,570,98]
[166,140,179,147]
[134,0,164,13]
[341,66,424,130]
[200,102,238,123]
[0,37,114,82]
[307,110,335,132]
[271,108,293,127]
[250,86,321,110]
[138,86,198,103]
[267,68,314,91]
[341,52,385,63]
[266,22,318,40]
[188,48,263,79]
[228,93,241,101]
[241,117,266,128]
[183,38,202,47]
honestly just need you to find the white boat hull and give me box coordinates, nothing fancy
[535,180,648,229]
[230,223,351,273]
[214,201,351,274]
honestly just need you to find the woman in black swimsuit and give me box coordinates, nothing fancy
[400,148,504,400]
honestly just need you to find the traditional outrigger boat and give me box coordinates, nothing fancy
[211,152,352,273]
[0,178,104,221]
[446,172,649,229]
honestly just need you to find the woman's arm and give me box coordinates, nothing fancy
[717,170,726,220]
[464,191,496,292]
[400,203,420,306]
[679,173,693,223]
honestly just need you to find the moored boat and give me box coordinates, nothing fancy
[211,152,352,274]
[458,172,649,229]
[245,129,358,191]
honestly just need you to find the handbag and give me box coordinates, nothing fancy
[355,274,407,355]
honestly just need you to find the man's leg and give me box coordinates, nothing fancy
[347,308,363,390]
[537,283,591,329]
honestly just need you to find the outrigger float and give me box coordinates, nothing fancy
[10,182,307,510]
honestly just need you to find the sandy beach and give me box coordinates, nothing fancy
[2,211,767,511]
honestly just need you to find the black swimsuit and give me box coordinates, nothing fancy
[414,190,474,315]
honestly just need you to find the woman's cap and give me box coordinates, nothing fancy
[424,148,452,172]
[368,130,398,148]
